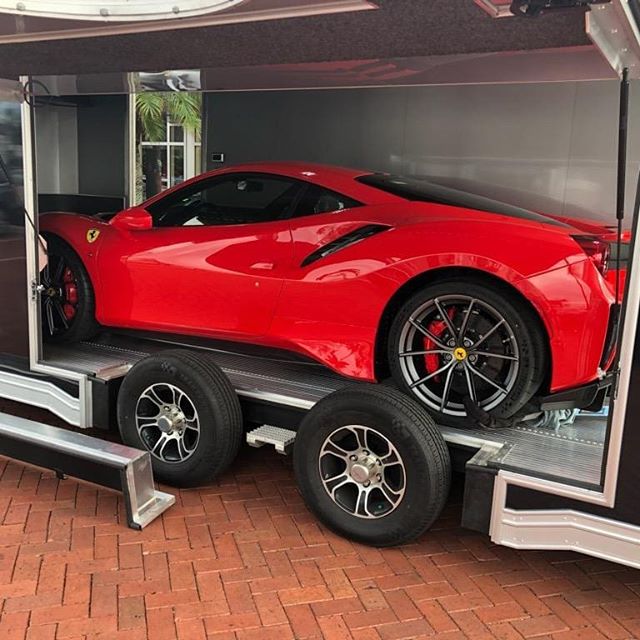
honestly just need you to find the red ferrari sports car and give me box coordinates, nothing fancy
[39,162,617,426]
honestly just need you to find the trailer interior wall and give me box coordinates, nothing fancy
[205,80,640,223]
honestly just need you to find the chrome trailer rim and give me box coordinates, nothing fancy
[318,425,407,519]
[398,295,520,417]
[135,383,201,463]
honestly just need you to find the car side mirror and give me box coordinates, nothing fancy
[111,207,153,231]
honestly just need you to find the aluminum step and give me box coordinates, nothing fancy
[0,411,174,528]
[247,425,297,454]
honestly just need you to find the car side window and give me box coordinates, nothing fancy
[147,173,302,227]
[292,183,361,218]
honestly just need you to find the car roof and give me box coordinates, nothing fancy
[140,163,576,230]
[211,161,368,181]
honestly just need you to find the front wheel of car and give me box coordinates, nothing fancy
[388,279,547,428]
[40,233,99,343]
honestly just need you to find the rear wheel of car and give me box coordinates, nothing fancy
[387,279,546,428]
[40,233,99,343]
[293,385,451,547]
[117,349,243,487]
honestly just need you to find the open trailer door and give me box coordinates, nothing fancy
[0,79,26,362]
[0,75,97,428]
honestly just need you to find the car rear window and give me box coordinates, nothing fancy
[356,173,568,227]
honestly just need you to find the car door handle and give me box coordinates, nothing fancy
[250,262,275,271]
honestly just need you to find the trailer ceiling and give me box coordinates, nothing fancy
[0,0,592,78]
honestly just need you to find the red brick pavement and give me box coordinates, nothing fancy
[0,401,639,640]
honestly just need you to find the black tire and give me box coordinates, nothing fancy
[293,385,451,547]
[387,278,547,428]
[40,233,99,343]
[117,349,243,487]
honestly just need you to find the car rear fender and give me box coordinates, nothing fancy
[374,235,614,389]
[373,260,553,378]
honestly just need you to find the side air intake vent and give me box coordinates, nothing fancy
[301,224,391,267]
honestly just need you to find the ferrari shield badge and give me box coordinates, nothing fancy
[86,229,100,244]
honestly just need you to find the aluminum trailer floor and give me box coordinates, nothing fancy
[44,334,606,490]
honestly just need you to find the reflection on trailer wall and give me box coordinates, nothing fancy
[77,96,126,197]
[35,95,127,199]
[206,80,640,223]
[0,100,27,358]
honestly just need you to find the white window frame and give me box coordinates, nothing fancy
[133,110,202,203]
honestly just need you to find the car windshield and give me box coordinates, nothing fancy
[356,173,568,227]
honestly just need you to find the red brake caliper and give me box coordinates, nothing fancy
[62,267,77,320]
[424,308,456,381]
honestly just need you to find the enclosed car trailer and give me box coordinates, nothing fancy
[1,0,640,561]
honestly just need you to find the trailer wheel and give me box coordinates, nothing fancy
[293,385,450,546]
[117,349,243,487]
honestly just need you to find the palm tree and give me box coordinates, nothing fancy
[135,91,202,201]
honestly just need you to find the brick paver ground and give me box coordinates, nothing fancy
[0,400,639,640]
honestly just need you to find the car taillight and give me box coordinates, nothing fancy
[572,234,610,276]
